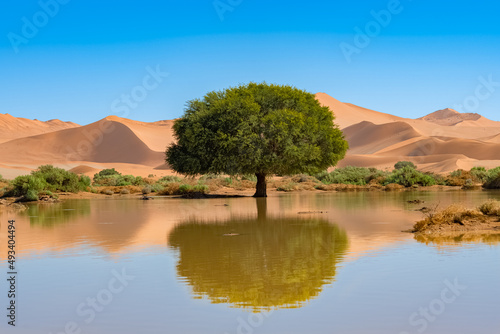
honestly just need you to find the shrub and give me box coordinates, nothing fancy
[176,184,209,195]
[120,188,130,195]
[149,184,164,193]
[478,200,500,215]
[239,174,257,182]
[470,167,488,183]
[394,161,416,170]
[276,182,297,192]
[316,166,386,186]
[487,167,500,179]
[159,175,182,183]
[79,175,91,188]
[413,204,485,232]
[27,165,88,193]
[483,167,500,188]
[178,184,192,194]
[384,166,436,187]
[96,168,121,177]
[483,175,500,189]
[291,174,320,183]
[101,189,114,195]
[25,189,39,201]
[142,186,152,195]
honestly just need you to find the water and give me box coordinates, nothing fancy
[1,191,499,334]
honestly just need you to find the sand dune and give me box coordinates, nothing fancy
[418,108,481,125]
[343,121,422,154]
[0,113,79,143]
[0,93,499,176]
[0,118,165,166]
[379,137,500,161]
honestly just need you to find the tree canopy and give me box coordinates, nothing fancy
[166,83,348,196]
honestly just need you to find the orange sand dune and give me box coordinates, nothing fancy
[0,93,499,177]
[480,133,500,143]
[0,113,79,143]
[103,116,176,152]
[343,121,422,154]
[315,93,403,128]
[0,118,164,166]
[378,137,500,161]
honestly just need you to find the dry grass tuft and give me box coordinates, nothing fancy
[413,204,486,232]
[478,199,500,216]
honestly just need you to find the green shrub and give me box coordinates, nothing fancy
[192,184,209,193]
[5,165,90,198]
[31,165,87,193]
[384,166,436,187]
[178,184,192,194]
[159,175,182,184]
[176,184,208,195]
[394,161,416,170]
[25,189,39,201]
[484,175,500,189]
[470,167,488,183]
[316,166,387,186]
[276,182,297,192]
[239,174,257,182]
[96,168,121,177]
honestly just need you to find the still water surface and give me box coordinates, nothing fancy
[0,191,499,334]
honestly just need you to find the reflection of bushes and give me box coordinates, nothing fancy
[168,218,348,311]
[22,200,91,227]
[415,232,500,245]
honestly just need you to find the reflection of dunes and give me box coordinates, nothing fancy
[168,217,348,311]
[2,192,488,263]
[415,232,500,246]
[0,194,421,261]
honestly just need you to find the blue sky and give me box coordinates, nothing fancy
[1,0,499,124]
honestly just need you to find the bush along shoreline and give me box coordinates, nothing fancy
[1,162,500,202]
[410,199,500,234]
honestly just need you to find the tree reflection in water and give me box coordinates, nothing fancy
[168,199,348,311]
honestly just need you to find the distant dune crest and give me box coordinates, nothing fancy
[0,94,499,178]
[418,108,483,126]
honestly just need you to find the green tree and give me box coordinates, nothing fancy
[166,83,348,197]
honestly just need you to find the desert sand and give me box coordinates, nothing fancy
[1,93,500,178]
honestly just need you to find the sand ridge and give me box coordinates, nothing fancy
[1,93,499,177]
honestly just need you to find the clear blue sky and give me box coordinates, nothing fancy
[1,0,499,124]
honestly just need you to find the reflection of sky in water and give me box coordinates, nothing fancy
[0,192,498,334]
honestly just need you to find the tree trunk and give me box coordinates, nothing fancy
[253,172,267,197]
